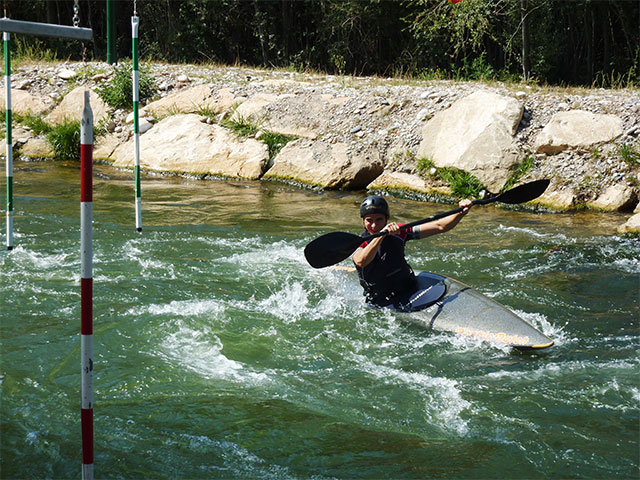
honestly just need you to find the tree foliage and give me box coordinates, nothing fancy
[3,0,638,87]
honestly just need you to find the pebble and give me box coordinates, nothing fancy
[58,68,76,80]
[138,118,152,134]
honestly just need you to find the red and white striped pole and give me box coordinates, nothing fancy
[80,90,94,480]
[4,32,14,250]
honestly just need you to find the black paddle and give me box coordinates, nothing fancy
[304,179,550,269]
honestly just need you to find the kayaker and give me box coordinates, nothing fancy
[352,195,473,307]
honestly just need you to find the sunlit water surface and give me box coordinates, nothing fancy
[1,160,638,479]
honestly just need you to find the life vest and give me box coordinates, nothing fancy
[354,226,418,306]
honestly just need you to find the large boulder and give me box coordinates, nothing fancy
[109,114,269,179]
[261,93,351,140]
[588,183,638,212]
[17,137,53,158]
[532,185,577,210]
[264,138,383,189]
[44,87,110,125]
[93,133,120,161]
[534,110,623,154]
[416,90,523,192]
[144,85,236,117]
[2,89,52,116]
[617,213,640,234]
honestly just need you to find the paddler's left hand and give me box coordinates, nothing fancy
[459,198,473,214]
[382,222,401,235]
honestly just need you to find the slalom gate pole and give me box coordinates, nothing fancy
[80,90,94,480]
[132,16,142,232]
[4,32,13,250]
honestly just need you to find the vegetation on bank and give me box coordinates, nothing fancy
[1,64,297,165]
[96,62,156,110]
[2,55,636,202]
[417,157,485,198]
[6,0,639,88]
[220,113,296,164]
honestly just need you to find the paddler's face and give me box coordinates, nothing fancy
[363,214,388,234]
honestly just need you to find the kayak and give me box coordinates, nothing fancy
[387,271,554,349]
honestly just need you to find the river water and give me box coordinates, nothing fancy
[1,159,638,479]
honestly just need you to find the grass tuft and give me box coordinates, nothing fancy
[417,156,485,197]
[261,131,293,160]
[502,155,534,192]
[14,112,52,136]
[221,115,259,137]
[618,143,639,168]
[221,114,295,163]
[46,120,80,161]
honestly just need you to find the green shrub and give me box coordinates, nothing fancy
[416,157,436,175]
[46,120,80,161]
[97,62,156,110]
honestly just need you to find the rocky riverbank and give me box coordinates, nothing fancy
[5,60,640,232]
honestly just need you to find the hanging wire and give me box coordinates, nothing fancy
[72,0,88,79]
[73,0,80,28]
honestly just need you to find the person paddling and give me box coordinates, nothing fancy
[352,195,473,307]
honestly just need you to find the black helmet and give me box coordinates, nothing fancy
[360,195,390,218]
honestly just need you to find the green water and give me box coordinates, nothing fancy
[1,160,639,479]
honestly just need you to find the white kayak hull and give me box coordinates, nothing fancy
[388,272,554,349]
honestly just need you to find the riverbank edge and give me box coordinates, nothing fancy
[5,60,640,232]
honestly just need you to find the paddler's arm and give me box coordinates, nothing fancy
[352,222,401,268]
[416,199,473,239]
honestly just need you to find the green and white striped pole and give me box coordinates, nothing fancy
[4,32,13,250]
[131,16,142,232]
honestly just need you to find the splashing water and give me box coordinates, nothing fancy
[1,161,638,479]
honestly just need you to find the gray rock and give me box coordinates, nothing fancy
[264,138,383,189]
[534,110,623,154]
[417,90,524,192]
[110,114,269,180]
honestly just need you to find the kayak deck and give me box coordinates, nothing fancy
[389,272,554,349]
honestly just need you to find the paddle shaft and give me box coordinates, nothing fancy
[361,197,492,243]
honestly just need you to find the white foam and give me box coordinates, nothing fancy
[158,325,268,383]
[121,239,178,279]
[494,224,572,243]
[513,309,569,346]
[222,240,305,271]
[8,246,75,274]
[126,299,225,318]
[256,281,311,323]
[353,356,471,436]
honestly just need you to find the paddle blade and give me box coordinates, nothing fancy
[495,179,550,204]
[304,231,364,268]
